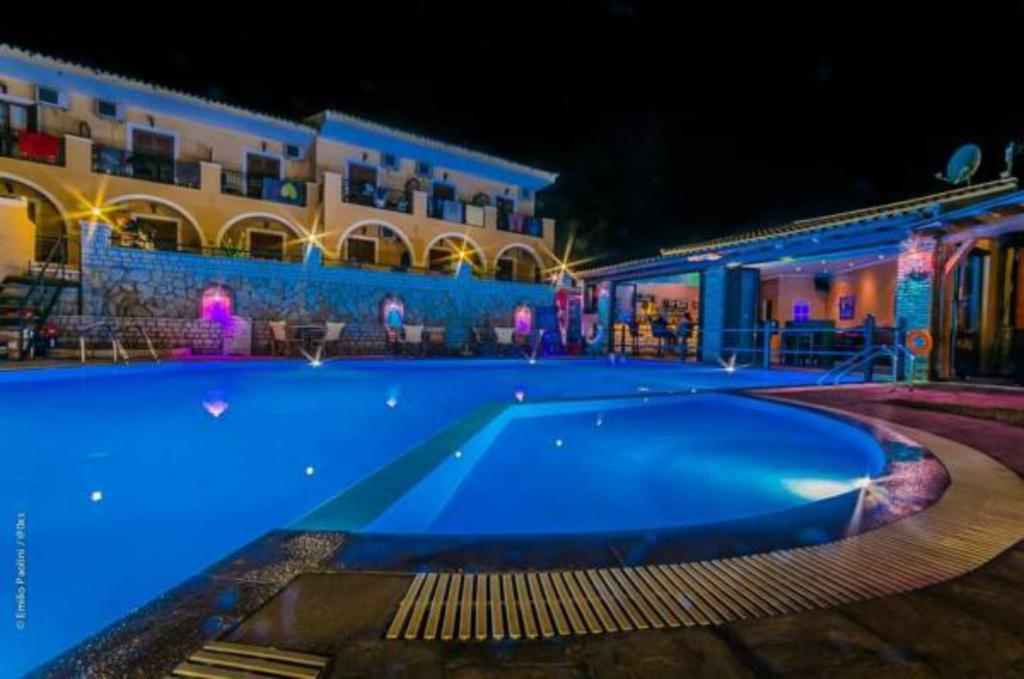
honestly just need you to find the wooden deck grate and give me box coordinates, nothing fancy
[387,414,1024,641]
[170,640,329,679]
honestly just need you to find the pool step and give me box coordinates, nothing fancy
[388,412,1024,642]
[170,641,329,678]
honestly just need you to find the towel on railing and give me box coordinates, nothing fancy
[464,204,485,226]
[508,212,525,233]
[443,199,464,223]
[262,178,304,205]
[16,130,60,163]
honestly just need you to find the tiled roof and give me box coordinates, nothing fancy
[313,111,558,187]
[0,44,317,136]
[660,178,1018,256]
[577,178,1019,279]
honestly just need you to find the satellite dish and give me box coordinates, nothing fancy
[936,144,982,185]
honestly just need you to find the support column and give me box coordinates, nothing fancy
[700,265,726,363]
[895,235,938,381]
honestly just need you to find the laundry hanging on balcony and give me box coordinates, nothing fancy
[261,177,304,205]
[442,199,464,223]
[464,204,485,226]
[16,130,60,163]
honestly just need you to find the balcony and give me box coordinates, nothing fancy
[341,180,412,214]
[221,169,307,207]
[0,128,65,166]
[92,144,200,189]
[497,212,544,238]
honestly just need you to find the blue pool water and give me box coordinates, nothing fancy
[0,359,866,674]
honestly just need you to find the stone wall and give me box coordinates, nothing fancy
[51,315,223,354]
[894,236,937,380]
[77,223,554,353]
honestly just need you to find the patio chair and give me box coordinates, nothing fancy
[494,326,515,357]
[401,324,425,355]
[268,321,297,356]
[424,326,446,355]
[320,322,346,356]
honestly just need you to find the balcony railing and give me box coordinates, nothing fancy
[427,196,491,227]
[112,235,305,262]
[92,144,200,189]
[497,211,544,238]
[0,128,65,166]
[342,180,412,214]
[221,169,307,207]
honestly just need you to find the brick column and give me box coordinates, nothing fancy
[700,265,726,363]
[895,235,938,380]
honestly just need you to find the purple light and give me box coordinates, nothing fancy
[200,285,233,324]
[513,305,533,335]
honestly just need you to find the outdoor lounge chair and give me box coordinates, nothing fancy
[424,326,446,355]
[320,322,346,356]
[268,321,297,356]
[401,324,424,355]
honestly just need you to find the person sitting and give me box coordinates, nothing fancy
[676,312,694,361]
[650,315,676,355]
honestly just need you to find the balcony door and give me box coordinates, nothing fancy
[131,127,177,184]
[245,152,282,199]
[248,230,285,261]
[348,163,377,205]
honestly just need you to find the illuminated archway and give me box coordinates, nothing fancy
[0,172,72,260]
[423,232,486,274]
[102,195,206,253]
[334,220,414,268]
[494,243,544,283]
[217,214,307,261]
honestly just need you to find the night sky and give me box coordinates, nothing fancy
[4,3,1023,267]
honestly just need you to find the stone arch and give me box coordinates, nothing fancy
[423,232,487,273]
[0,172,72,260]
[332,219,415,268]
[102,194,207,252]
[103,194,206,246]
[217,213,308,262]
[493,243,545,283]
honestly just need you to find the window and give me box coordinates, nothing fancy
[415,161,433,178]
[284,144,305,161]
[496,258,515,281]
[429,247,453,273]
[520,187,533,200]
[95,99,123,121]
[36,86,67,109]
[246,152,281,178]
[793,300,811,322]
[381,152,399,170]
[134,217,178,252]
[346,237,377,264]
[132,128,175,158]
[249,230,284,261]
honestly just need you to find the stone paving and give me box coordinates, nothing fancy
[214,385,1024,678]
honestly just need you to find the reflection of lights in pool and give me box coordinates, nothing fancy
[454,450,463,459]
[783,477,868,500]
[637,386,649,392]
[202,399,229,418]
[596,416,603,427]
[90,490,103,503]
[555,438,564,448]
[305,465,315,476]
[690,387,698,394]
[386,396,398,409]
[514,390,525,403]
[528,358,537,366]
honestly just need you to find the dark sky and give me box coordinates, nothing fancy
[4,2,1023,267]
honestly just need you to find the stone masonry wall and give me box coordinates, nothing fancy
[77,223,554,353]
[51,315,223,354]
[894,236,937,380]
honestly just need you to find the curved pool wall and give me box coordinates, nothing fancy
[360,393,887,536]
[0,359,881,675]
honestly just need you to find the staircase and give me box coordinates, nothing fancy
[0,235,80,360]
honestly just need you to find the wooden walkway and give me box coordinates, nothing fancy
[387,411,1024,641]
[170,641,329,678]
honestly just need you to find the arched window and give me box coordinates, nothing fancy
[200,284,233,323]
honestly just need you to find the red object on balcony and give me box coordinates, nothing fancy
[17,130,60,163]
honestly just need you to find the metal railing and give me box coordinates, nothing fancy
[0,127,65,166]
[342,180,413,214]
[496,211,544,237]
[91,144,201,189]
[719,315,910,381]
[76,321,158,363]
[110,236,306,263]
[221,169,307,206]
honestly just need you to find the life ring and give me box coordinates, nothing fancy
[906,329,933,356]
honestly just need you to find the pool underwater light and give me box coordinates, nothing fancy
[202,399,229,418]
[514,390,525,403]
[386,396,398,409]
[89,490,103,503]
[305,466,315,476]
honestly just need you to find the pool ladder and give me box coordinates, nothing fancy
[78,322,160,364]
[817,344,915,386]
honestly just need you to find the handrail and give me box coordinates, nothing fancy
[77,321,159,364]
[118,323,161,362]
[16,233,67,360]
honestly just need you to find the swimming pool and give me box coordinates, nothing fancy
[0,358,869,674]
